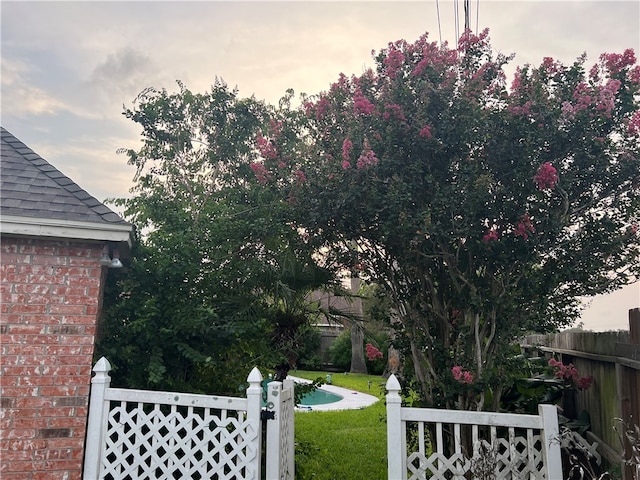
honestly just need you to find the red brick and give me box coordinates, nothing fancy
[22,315,63,325]
[3,344,47,355]
[1,243,19,253]
[2,365,40,376]
[27,274,67,285]
[2,352,51,365]
[39,386,78,397]
[64,295,99,306]
[59,315,94,325]
[46,345,83,356]
[33,470,82,480]
[14,397,53,408]
[19,265,55,275]
[28,294,65,304]
[4,438,48,451]
[10,418,46,430]
[50,286,86,296]
[48,305,86,315]
[0,334,26,344]
[14,284,52,295]
[18,244,58,255]
[56,355,93,366]
[47,417,87,429]
[1,272,28,283]
[67,256,99,266]
[33,459,83,472]
[31,255,68,266]
[8,304,46,314]
[53,375,86,386]
[45,436,85,449]
[60,335,93,346]
[39,407,75,418]
[40,365,80,376]
[3,428,37,440]
[0,354,19,365]
[0,253,32,264]
[0,293,26,303]
[58,246,94,257]
[1,474,33,480]
[24,335,60,345]
[2,460,37,472]
[67,276,101,288]
[16,375,56,387]
[7,324,47,335]
[0,386,39,397]
[86,305,99,315]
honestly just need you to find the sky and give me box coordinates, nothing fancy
[1,0,639,331]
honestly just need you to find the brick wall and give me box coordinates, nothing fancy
[1,236,107,480]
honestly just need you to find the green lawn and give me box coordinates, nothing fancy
[292,370,388,480]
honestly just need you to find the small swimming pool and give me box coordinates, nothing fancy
[298,388,343,406]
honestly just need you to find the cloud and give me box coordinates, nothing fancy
[88,48,160,103]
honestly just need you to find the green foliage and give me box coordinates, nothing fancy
[328,331,352,371]
[256,31,640,409]
[328,328,390,375]
[97,80,337,393]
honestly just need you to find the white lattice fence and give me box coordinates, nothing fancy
[84,358,264,480]
[386,374,563,480]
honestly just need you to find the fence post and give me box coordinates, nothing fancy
[283,378,295,479]
[265,380,283,480]
[539,404,563,480]
[83,357,111,480]
[246,367,264,480]
[386,374,404,480]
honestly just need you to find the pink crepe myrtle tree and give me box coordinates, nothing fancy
[249,31,640,410]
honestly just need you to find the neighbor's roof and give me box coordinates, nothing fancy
[1,126,132,244]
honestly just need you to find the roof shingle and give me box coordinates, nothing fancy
[1,127,130,226]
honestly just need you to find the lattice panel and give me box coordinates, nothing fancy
[278,392,295,480]
[100,401,259,480]
[406,431,547,480]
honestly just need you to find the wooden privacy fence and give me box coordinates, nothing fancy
[83,358,294,480]
[385,375,563,480]
[520,308,640,479]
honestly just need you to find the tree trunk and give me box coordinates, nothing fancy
[349,277,367,374]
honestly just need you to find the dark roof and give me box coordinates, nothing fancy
[1,127,130,226]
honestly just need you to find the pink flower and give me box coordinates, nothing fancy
[353,88,376,116]
[576,376,594,390]
[342,138,353,161]
[295,170,307,184]
[366,343,384,361]
[249,162,269,184]
[628,111,640,136]
[356,142,379,169]
[315,96,331,120]
[256,131,278,160]
[383,103,407,123]
[600,49,637,74]
[629,65,640,85]
[514,213,535,239]
[419,125,432,139]
[451,366,474,384]
[384,47,405,79]
[533,162,558,190]
[342,160,351,170]
[483,229,498,242]
[541,57,559,75]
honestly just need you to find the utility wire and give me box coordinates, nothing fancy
[436,0,443,45]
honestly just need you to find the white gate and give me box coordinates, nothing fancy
[83,357,294,480]
[385,374,563,480]
[264,378,295,480]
